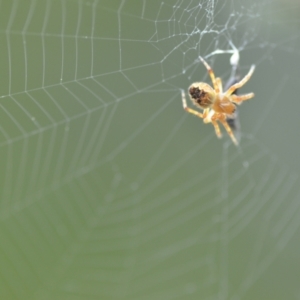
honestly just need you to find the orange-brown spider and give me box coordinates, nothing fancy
[181,57,255,145]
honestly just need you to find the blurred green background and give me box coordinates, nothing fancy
[0,0,300,299]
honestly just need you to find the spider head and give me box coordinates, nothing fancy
[188,83,216,109]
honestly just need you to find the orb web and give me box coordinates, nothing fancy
[0,1,300,300]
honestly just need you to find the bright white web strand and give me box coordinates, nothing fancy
[10,96,29,202]
[35,119,57,201]
[20,92,55,202]
[74,0,82,81]
[10,1,48,204]
[66,0,98,177]
[60,0,66,84]
[1,0,17,204]
[54,1,86,183]
[38,2,105,190]
[27,2,116,173]
[6,0,36,201]
[61,1,83,178]
[41,0,51,88]
[68,81,109,174]
[118,0,125,71]
[1,108,15,204]
[52,0,74,182]
[15,0,39,202]
[36,0,58,197]
[90,0,97,77]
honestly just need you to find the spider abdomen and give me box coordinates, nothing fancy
[188,83,216,109]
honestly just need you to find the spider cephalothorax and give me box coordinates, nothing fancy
[181,57,255,145]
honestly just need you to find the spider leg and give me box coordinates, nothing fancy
[211,119,222,139]
[231,93,255,104]
[216,77,223,94]
[225,65,255,97]
[199,57,220,93]
[218,114,238,145]
[224,61,242,140]
[181,89,203,118]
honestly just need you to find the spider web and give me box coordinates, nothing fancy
[1,0,300,299]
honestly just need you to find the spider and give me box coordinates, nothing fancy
[181,57,255,145]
